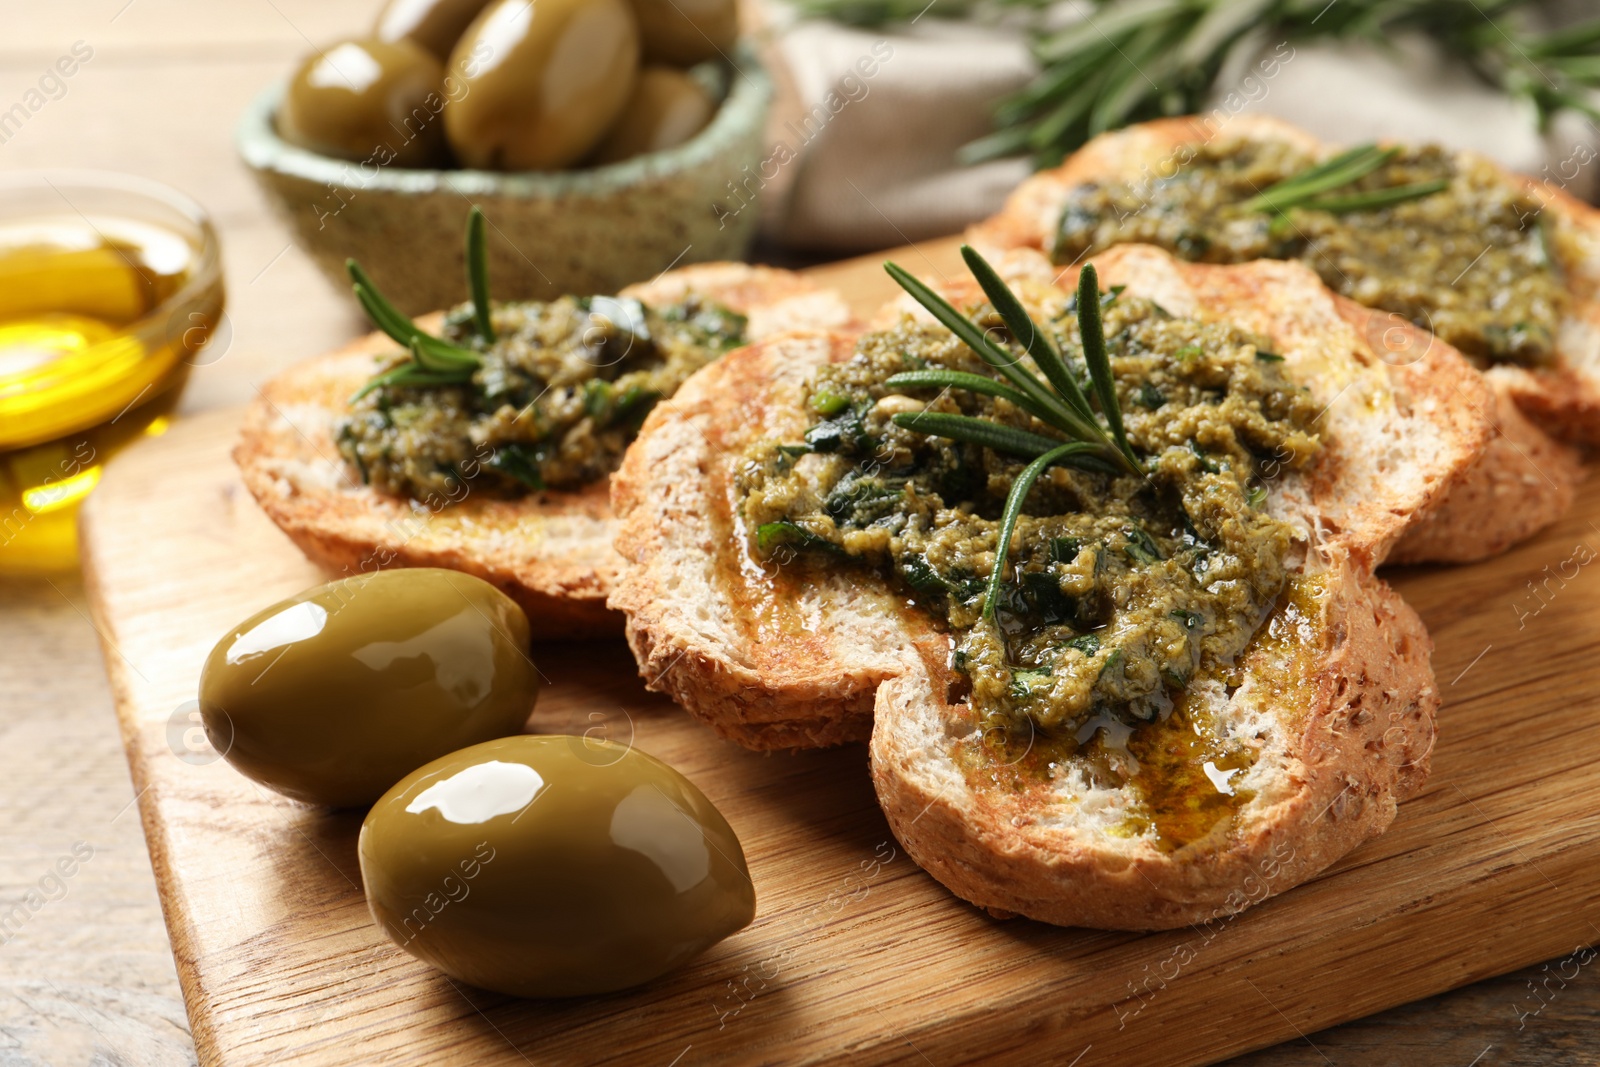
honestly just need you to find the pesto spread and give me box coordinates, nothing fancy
[337,295,747,499]
[1055,137,1566,366]
[739,290,1320,738]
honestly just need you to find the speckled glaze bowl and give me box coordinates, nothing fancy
[236,51,772,314]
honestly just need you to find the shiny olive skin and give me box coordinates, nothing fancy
[443,0,640,170]
[627,0,736,65]
[360,735,755,997]
[198,569,537,808]
[278,37,449,167]
[590,66,715,165]
[373,0,495,61]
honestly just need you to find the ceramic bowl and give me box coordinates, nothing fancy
[236,52,772,314]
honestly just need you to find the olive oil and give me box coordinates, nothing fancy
[0,213,220,572]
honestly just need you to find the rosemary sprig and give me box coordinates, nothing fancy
[1242,144,1399,212]
[1241,143,1448,217]
[880,246,1145,619]
[346,208,492,402]
[886,247,1142,475]
[793,0,1600,169]
[1295,179,1452,214]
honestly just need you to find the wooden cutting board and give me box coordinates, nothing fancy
[80,239,1600,1066]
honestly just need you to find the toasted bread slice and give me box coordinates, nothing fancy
[970,115,1589,560]
[235,264,852,639]
[610,245,1467,925]
[611,245,1486,744]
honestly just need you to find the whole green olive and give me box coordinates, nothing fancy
[626,0,736,66]
[373,0,495,61]
[359,735,755,997]
[590,67,716,165]
[443,0,640,171]
[198,569,538,808]
[277,37,449,168]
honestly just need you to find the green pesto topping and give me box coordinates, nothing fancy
[336,295,746,500]
[739,280,1320,738]
[1054,137,1567,367]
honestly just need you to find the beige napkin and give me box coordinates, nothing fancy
[755,6,1600,252]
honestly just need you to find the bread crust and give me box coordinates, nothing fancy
[234,264,852,639]
[969,115,1591,557]
[609,246,1468,925]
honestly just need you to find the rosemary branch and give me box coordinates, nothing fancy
[793,0,1600,169]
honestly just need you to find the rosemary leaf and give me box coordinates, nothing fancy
[348,271,419,348]
[959,245,1097,424]
[466,206,495,343]
[411,335,478,372]
[1076,265,1142,474]
[884,261,1082,431]
[404,338,474,376]
[890,411,1069,459]
[982,441,1098,620]
[1253,144,1381,197]
[883,369,1063,425]
[348,362,471,402]
[1295,179,1451,214]
[347,268,479,371]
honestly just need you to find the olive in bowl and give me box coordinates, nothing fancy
[628,0,737,66]
[374,0,495,61]
[277,37,449,168]
[360,735,755,997]
[590,66,717,166]
[443,0,641,170]
[198,568,538,808]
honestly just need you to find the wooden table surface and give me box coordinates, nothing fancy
[1,2,1597,1064]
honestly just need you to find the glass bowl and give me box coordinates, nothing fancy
[0,170,224,573]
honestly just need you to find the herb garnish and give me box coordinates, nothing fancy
[881,244,1147,619]
[1243,144,1448,217]
[347,207,496,401]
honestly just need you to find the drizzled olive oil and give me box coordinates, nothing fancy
[0,213,221,572]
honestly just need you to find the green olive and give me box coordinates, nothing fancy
[590,67,716,165]
[443,0,640,170]
[627,0,736,66]
[359,735,755,997]
[373,0,495,61]
[277,37,449,168]
[198,569,538,808]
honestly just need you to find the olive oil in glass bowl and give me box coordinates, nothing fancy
[0,171,223,573]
